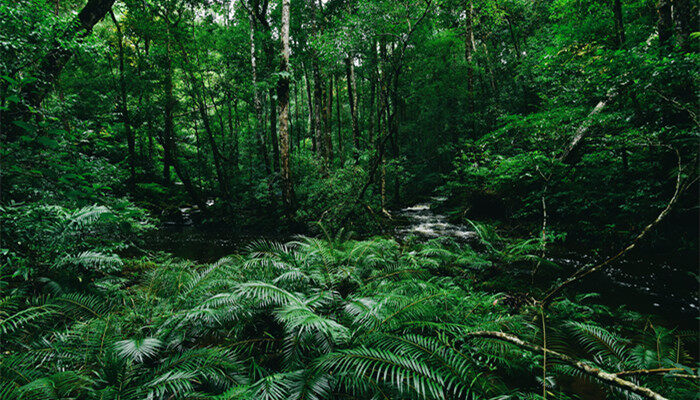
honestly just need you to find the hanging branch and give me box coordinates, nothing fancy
[541,147,686,306]
[467,331,670,400]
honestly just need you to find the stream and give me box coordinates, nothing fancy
[143,198,698,327]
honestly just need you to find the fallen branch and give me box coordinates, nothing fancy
[616,367,698,378]
[467,331,669,400]
[558,89,617,163]
[541,147,684,306]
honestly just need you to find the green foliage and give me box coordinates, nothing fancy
[1,202,151,282]
[0,0,697,399]
[1,222,696,398]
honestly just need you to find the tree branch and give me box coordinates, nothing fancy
[542,147,685,306]
[467,331,669,400]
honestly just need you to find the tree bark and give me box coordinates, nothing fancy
[673,0,694,52]
[558,90,615,163]
[325,75,333,163]
[656,0,673,50]
[612,0,625,48]
[249,11,271,174]
[335,74,342,159]
[345,56,360,151]
[28,0,116,108]
[277,0,294,217]
[505,15,521,60]
[303,64,315,151]
[227,96,239,169]
[109,11,136,194]
[269,87,280,173]
[465,0,476,95]
[312,62,326,162]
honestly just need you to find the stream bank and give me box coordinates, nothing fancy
[142,198,698,328]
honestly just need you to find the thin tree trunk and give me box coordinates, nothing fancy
[161,38,205,209]
[294,79,301,149]
[109,11,136,194]
[482,42,497,95]
[505,15,521,60]
[465,0,476,95]
[325,75,333,162]
[228,96,239,169]
[303,64,315,151]
[335,75,342,159]
[177,41,228,196]
[345,56,360,151]
[379,42,389,210]
[390,71,400,204]
[673,0,693,51]
[656,0,673,51]
[558,89,616,163]
[312,62,325,162]
[269,87,280,172]
[612,0,625,48]
[277,0,294,216]
[249,11,271,174]
[162,40,174,186]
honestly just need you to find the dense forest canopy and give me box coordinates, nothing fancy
[0,0,698,399]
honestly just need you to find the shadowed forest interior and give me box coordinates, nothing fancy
[0,0,698,398]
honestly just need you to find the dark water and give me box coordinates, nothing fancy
[400,199,697,325]
[143,199,699,327]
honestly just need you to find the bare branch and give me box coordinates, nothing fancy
[468,331,670,400]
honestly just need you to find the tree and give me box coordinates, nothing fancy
[278,0,295,216]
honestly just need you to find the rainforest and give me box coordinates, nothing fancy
[0,0,698,399]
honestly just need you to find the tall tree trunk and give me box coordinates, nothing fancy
[277,0,294,216]
[163,40,174,186]
[465,0,476,94]
[390,71,400,205]
[612,0,625,48]
[294,80,301,149]
[303,65,315,151]
[505,15,521,60]
[673,0,693,52]
[335,75,342,159]
[269,87,280,172]
[378,42,389,210]
[227,96,239,170]
[345,56,360,150]
[177,40,228,196]
[482,42,497,95]
[109,11,136,194]
[310,0,330,166]
[312,62,326,162]
[656,0,673,50]
[249,11,271,174]
[368,50,376,146]
[162,38,205,210]
[325,76,333,163]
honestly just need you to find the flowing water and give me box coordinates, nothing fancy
[395,198,477,241]
[395,198,697,326]
[144,198,698,326]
